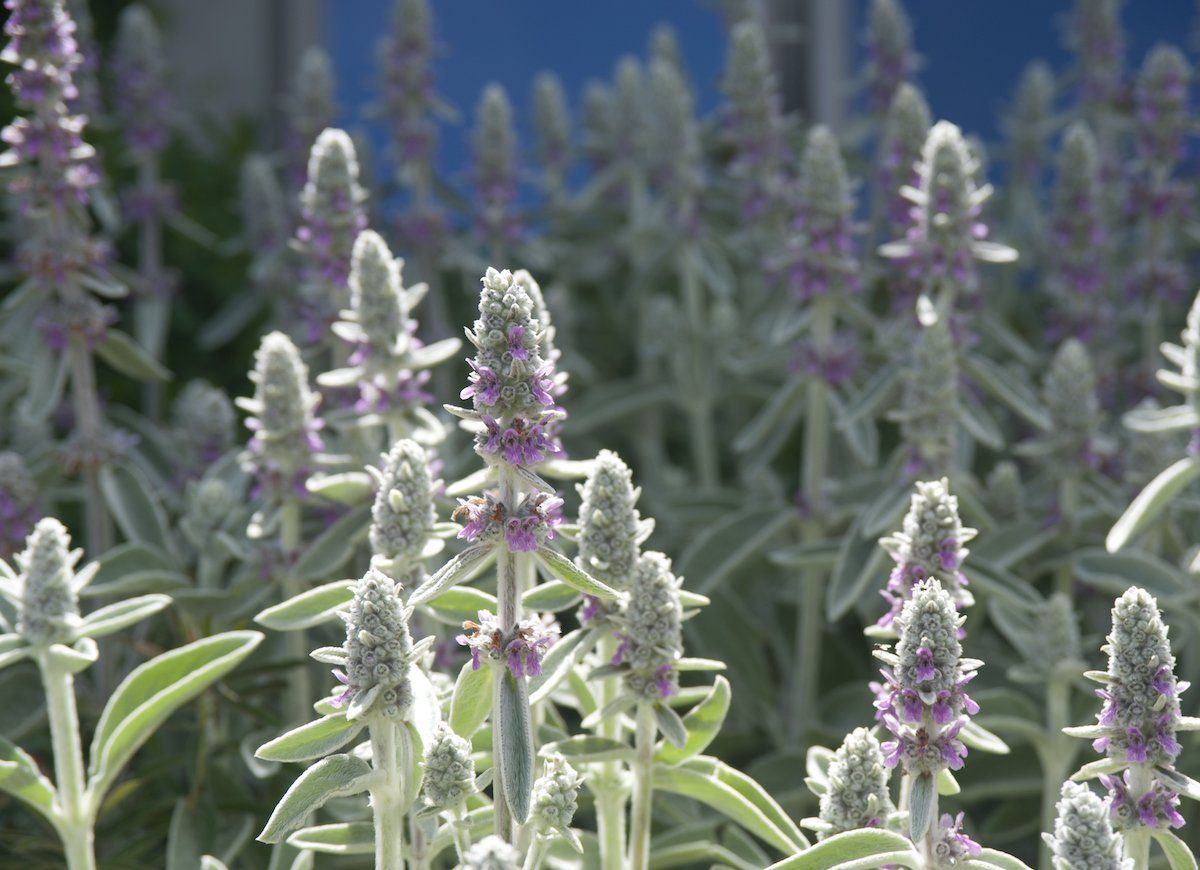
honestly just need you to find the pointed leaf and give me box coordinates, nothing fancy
[424,585,498,625]
[408,544,495,607]
[100,463,172,548]
[292,506,371,582]
[76,593,171,639]
[258,754,374,843]
[1150,829,1198,870]
[89,631,264,801]
[256,715,365,763]
[0,735,59,826]
[656,676,731,765]
[654,703,688,749]
[1107,457,1200,552]
[535,547,620,601]
[765,829,920,870]
[910,772,935,840]
[255,581,354,631]
[496,669,534,823]
[286,822,375,855]
[450,660,493,738]
[94,329,171,382]
[540,735,634,763]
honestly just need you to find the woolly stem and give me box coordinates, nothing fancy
[680,247,718,487]
[492,462,521,842]
[1039,675,1074,869]
[790,295,834,738]
[66,336,111,559]
[450,806,473,862]
[521,837,550,870]
[628,703,656,870]
[593,634,627,870]
[280,496,309,725]
[368,718,409,870]
[1122,765,1153,870]
[36,651,96,870]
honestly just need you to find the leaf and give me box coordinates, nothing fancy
[654,761,803,854]
[286,822,375,855]
[256,715,365,763]
[656,676,731,766]
[910,771,935,840]
[88,631,264,801]
[305,472,374,505]
[257,754,375,843]
[94,329,171,382]
[0,734,59,826]
[449,660,493,738]
[496,670,535,824]
[200,858,231,870]
[937,768,961,796]
[99,463,172,548]
[1124,404,1200,433]
[654,703,689,749]
[959,720,1010,755]
[827,512,888,621]
[541,735,634,762]
[76,593,171,640]
[292,506,371,582]
[424,585,498,625]
[765,829,920,870]
[734,376,805,453]
[974,849,1035,870]
[1074,548,1190,598]
[408,544,495,607]
[1150,829,1198,870]
[522,580,581,612]
[964,354,1050,430]
[1070,757,1127,782]
[254,581,354,631]
[1107,457,1200,552]
[529,628,591,705]
[535,547,620,600]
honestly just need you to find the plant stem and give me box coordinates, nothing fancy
[450,807,473,862]
[1039,675,1074,870]
[66,336,112,559]
[592,635,627,870]
[36,651,96,870]
[521,837,550,870]
[368,718,409,870]
[1123,765,1154,870]
[492,463,521,842]
[680,248,717,487]
[628,703,656,870]
[134,158,167,420]
[789,296,834,738]
[279,496,309,725]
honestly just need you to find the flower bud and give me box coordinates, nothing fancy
[348,230,408,355]
[1042,339,1103,466]
[1092,587,1183,770]
[369,439,436,571]
[932,813,982,865]
[721,20,785,219]
[618,551,683,701]
[112,4,169,157]
[334,568,415,720]
[1047,781,1130,870]
[985,461,1023,520]
[238,332,323,496]
[422,722,476,810]
[298,128,368,307]
[779,125,858,302]
[863,0,916,114]
[16,517,81,646]
[172,380,236,474]
[577,450,642,593]
[531,753,582,838]
[240,154,289,256]
[532,72,571,190]
[0,451,40,557]
[818,727,894,836]
[462,835,520,870]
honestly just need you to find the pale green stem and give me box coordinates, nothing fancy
[680,247,717,487]
[492,463,522,842]
[67,337,112,559]
[280,496,309,725]
[790,296,834,738]
[36,651,96,870]
[521,837,551,870]
[628,703,656,870]
[368,718,409,870]
[1123,765,1154,870]
[450,806,473,862]
[134,157,166,420]
[593,636,627,870]
[1039,675,1074,870]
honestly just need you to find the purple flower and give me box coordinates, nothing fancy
[457,610,559,679]
[462,360,501,406]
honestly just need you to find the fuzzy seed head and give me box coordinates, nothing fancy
[1049,782,1130,870]
[16,517,80,645]
[818,727,895,836]
[422,722,476,810]
[302,128,365,227]
[577,450,642,592]
[462,835,520,870]
[621,551,683,700]
[531,753,583,837]
[338,568,415,720]
[369,439,436,571]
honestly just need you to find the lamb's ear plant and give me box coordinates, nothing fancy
[0,517,261,869]
[1063,587,1198,869]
